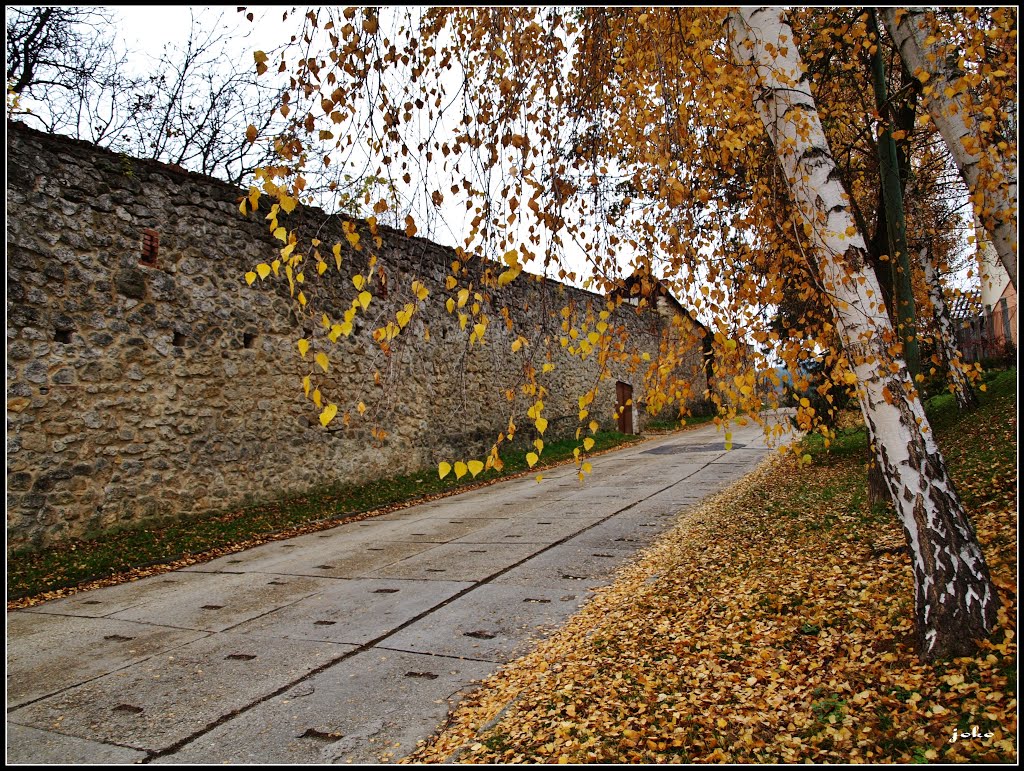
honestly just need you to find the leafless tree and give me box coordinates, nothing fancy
[6,7,281,185]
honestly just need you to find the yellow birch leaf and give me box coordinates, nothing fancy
[273,226,288,243]
[526,452,539,468]
[467,460,484,477]
[535,417,548,434]
[302,375,311,397]
[256,263,271,280]
[315,352,329,372]
[317,261,328,275]
[454,461,468,480]
[333,244,343,270]
[312,388,322,408]
[582,462,592,474]
[474,323,486,340]
[445,298,455,313]
[297,338,310,358]
[542,363,554,373]
[271,260,280,276]
[589,420,599,433]
[298,291,307,307]
[245,271,257,285]
[457,288,470,308]
[534,439,544,453]
[583,437,595,451]
[358,291,371,310]
[353,274,365,290]
[319,403,338,427]
[438,462,452,480]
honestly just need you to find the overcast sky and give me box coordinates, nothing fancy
[114,6,285,68]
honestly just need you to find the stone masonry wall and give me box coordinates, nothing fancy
[6,121,707,549]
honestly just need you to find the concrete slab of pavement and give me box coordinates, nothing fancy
[7,632,353,753]
[150,649,495,764]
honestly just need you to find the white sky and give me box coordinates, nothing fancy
[113,6,285,69]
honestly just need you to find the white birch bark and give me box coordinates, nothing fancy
[729,7,998,659]
[881,7,1017,290]
[917,244,979,412]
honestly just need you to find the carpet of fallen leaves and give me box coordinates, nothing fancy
[405,394,1017,763]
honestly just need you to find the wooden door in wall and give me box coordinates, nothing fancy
[616,381,633,434]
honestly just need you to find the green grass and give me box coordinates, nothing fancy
[7,430,641,601]
[802,367,1016,464]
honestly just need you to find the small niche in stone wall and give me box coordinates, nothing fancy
[140,228,160,267]
[243,333,257,349]
[173,332,186,347]
[54,329,73,344]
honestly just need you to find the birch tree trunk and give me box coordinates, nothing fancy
[880,7,1017,290]
[917,244,980,412]
[729,7,999,660]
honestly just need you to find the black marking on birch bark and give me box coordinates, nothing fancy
[782,102,817,122]
[842,244,868,271]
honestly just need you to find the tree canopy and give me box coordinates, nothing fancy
[239,6,1015,659]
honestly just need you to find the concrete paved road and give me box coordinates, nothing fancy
[6,416,789,764]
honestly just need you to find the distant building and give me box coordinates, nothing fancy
[954,228,1017,364]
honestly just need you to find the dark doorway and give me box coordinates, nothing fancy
[616,381,633,434]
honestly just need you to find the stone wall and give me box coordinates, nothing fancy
[6,121,707,549]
